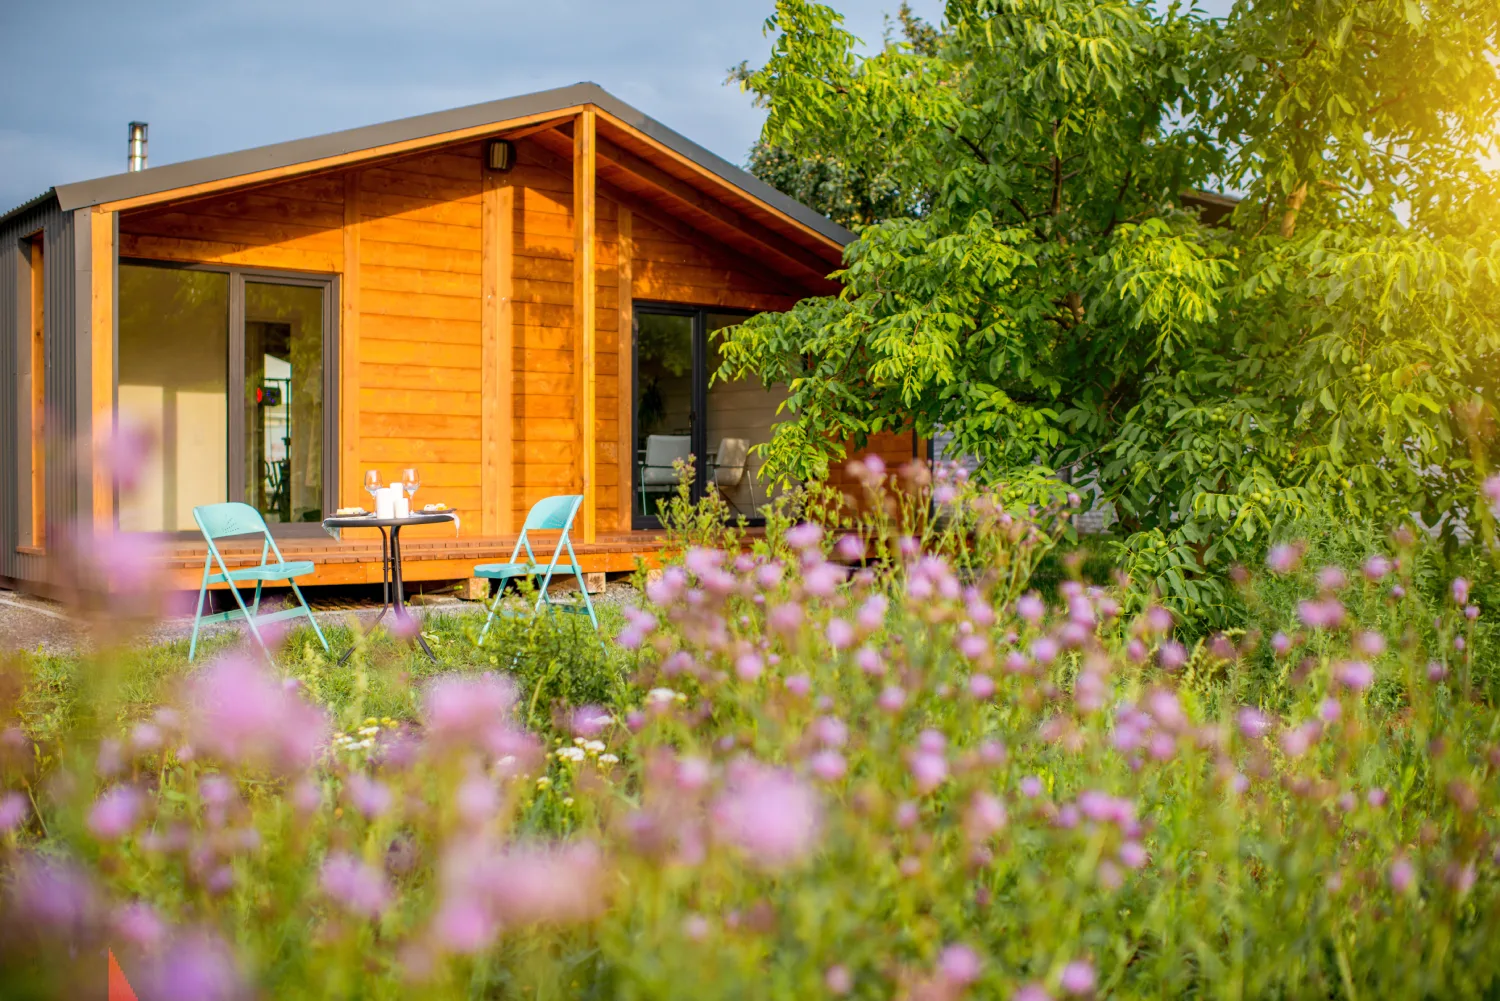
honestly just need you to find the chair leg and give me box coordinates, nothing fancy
[288,579,329,652]
[189,582,210,662]
[222,581,269,661]
[478,580,504,642]
[573,567,599,630]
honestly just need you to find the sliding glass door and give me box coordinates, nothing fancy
[117,263,337,533]
[632,304,786,527]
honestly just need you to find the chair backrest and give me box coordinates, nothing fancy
[713,437,751,487]
[521,494,583,533]
[645,434,691,467]
[193,502,270,541]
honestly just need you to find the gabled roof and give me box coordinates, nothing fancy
[38,82,852,251]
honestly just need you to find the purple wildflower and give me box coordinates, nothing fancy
[938,943,982,986]
[825,964,854,995]
[908,751,949,793]
[965,793,1007,841]
[88,785,143,840]
[135,931,248,1001]
[1316,566,1348,592]
[346,774,393,819]
[808,750,846,782]
[734,651,764,681]
[785,522,823,551]
[1060,960,1097,996]
[712,765,821,869]
[1266,543,1302,574]
[826,618,855,651]
[1157,640,1188,671]
[813,716,848,748]
[1390,857,1416,893]
[1017,593,1045,623]
[1236,707,1272,740]
[1333,660,1374,691]
[320,852,391,918]
[1452,577,1470,605]
[0,791,28,832]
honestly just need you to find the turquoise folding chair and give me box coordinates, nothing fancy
[189,502,330,661]
[474,494,598,640]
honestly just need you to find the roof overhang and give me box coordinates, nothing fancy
[51,83,853,263]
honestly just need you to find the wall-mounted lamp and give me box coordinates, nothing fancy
[486,140,516,173]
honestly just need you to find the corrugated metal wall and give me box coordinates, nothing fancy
[0,195,76,586]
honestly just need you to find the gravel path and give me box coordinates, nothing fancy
[0,579,638,655]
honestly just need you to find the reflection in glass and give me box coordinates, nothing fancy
[244,282,324,523]
[117,265,229,532]
[705,312,787,516]
[634,312,695,520]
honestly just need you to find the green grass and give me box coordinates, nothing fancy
[11,598,633,745]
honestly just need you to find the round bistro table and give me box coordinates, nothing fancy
[321,511,458,663]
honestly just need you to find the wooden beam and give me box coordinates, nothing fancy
[616,207,634,531]
[526,129,804,295]
[90,208,115,529]
[482,166,516,535]
[594,134,835,282]
[98,106,588,214]
[573,108,598,543]
[341,173,362,510]
[593,107,846,257]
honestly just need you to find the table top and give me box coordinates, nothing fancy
[322,511,457,529]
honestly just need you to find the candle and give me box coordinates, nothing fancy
[395,494,410,519]
[375,486,396,520]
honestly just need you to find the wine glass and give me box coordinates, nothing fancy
[364,470,381,507]
[402,468,420,509]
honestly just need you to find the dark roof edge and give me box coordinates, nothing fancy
[52,82,854,247]
[0,188,59,230]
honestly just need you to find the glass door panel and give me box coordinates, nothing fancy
[704,313,787,519]
[243,281,326,524]
[117,265,230,531]
[634,311,696,522]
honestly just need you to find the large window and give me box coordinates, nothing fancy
[632,304,787,527]
[117,263,337,533]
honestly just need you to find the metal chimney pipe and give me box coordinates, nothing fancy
[127,122,148,172]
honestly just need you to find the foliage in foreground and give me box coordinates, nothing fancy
[1,464,1499,999]
[723,0,1500,619]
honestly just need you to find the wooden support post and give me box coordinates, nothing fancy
[90,208,115,530]
[616,206,634,532]
[341,173,362,511]
[27,234,45,548]
[573,107,597,543]
[483,166,516,535]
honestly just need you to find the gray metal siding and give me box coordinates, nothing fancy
[0,196,75,586]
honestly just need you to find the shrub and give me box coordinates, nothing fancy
[1,462,1497,999]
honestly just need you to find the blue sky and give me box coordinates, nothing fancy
[0,0,950,211]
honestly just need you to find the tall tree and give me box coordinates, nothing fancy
[723,0,1500,616]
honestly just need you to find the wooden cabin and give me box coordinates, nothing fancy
[0,83,915,595]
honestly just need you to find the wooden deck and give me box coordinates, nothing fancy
[160,529,669,591]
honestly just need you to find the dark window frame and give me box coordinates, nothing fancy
[118,258,340,538]
[630,301,756,530]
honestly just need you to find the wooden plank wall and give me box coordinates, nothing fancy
[354,145,484,535]
[117,134,812,538]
